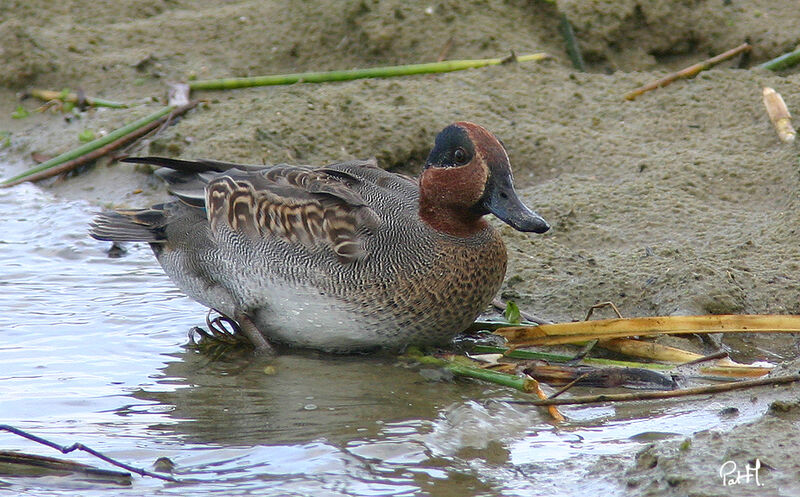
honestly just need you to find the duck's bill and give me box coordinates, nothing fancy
[483,179,550,233]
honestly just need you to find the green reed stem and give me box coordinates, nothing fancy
[415,354,533,392]
[558,14,585,71]
[188,53,549,91]
[1,105,175,187]
[27,89,129,109]
[759,47,800,71]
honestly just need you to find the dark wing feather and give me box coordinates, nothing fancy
[109,157,393,262]
[126,156,248,209]
[205,161,382,262]
[121,156,244,173]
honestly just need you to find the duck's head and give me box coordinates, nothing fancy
[419,122,550,237]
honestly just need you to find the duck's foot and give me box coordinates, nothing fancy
[189,309,275,356]
[189,310,248,352]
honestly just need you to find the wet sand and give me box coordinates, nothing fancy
[1,1,799,494]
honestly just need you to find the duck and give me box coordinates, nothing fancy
[90,122,550,353]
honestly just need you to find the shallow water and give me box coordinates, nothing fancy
[0,182,773,496]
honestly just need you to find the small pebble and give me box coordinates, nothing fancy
[153,457,175,473]
[769,400,800,413]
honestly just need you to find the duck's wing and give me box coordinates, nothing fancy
[123,157,389,263]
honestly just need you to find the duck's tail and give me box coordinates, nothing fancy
[90,156,233,243]
[91,157,260,242]
[89,206,168,243]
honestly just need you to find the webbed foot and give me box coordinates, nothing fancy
[190,309,276,356]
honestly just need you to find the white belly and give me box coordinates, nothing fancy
[250,282,392,352]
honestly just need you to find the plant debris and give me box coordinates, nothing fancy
[762,86,796,143]
[624,43,751,100]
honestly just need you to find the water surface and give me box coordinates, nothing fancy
[0,182,770,496]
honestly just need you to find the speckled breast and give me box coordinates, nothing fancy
[341,226,508,349]
[400,228,508,344]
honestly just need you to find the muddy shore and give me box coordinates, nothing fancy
[2,1,799,494]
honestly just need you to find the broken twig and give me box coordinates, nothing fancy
[526,375,566,422]
[0,425,177,482]
[0,450,131,485]
[509,374,800,406]
[679,351,730,366]
[549,373,591,399]
[624,43,751,100]
[24,89,129,109]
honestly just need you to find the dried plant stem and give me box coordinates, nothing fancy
[6,101,198,186]
[2,105,174,186]
[495,314,800,346]
[526,375,566,422]
[762,87,796,143]
[513,374,800,406]
[0,450,131,484]
[624,43,751,100]
[470,344,675,370]
[549,373,591,399]
[600,338,769,377]
[600,337,702,363]
[25,89,129,109]
[189,53,549,91]
[680,351,729,366]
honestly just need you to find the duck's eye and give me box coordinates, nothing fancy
[453,147,469,165]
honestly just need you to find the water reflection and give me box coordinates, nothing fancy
[136,351,457,445]
[128,344,763,495]
[132,349,549,495]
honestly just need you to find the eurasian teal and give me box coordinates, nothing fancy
[90,122,549,353]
